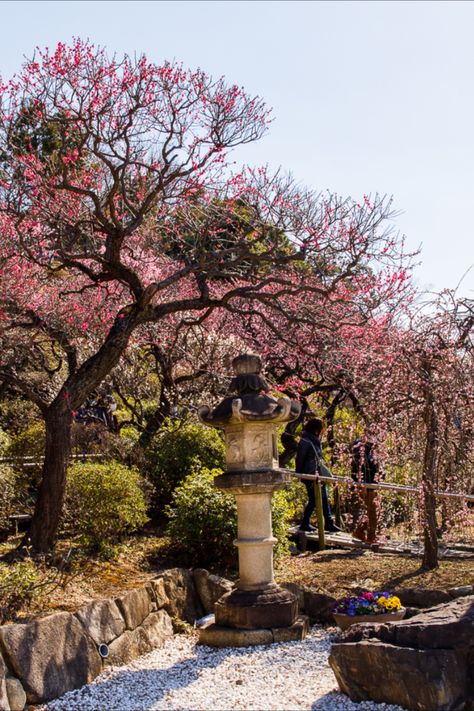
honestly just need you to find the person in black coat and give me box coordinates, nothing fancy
[351,437,381,542]
[296,418,341,532]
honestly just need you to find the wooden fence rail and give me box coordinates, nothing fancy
[0,453,106,466]
[287,470,474,503]
[286,469,473,552]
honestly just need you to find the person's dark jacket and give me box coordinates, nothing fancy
[296,432,322,475]
[351,439,379,484]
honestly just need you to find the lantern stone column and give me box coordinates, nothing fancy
[198,353,309,645]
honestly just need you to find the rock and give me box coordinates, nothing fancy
[105,610,172,668]
[403,606,421,619]
[115,586,154,630]
[106,628,151,666]
[329,595,474,711]
[280,582,336,623]
[140,610,174,649]
[198,623,273,648]
[330,640,468,711]
[193,569,234,614]
[5,676,26,711]
[0,653,10,711]
[344,595,474,650]
[303,590,337,623]
[272,616,310,642]
[280,582,305,611]
[394,586,451,608]
[150,578,169,609]
[160,568,204,623]
[75,598,125,645]
[0,612,101,704]
[448,584,474,599]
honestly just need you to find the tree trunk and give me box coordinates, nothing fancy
[24,309,140,554]
[24,405,72,553]
[421,381,439,569]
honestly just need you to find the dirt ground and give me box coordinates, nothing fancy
[275,547,474,596]
[3,530,473,624]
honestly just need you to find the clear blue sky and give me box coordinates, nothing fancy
[1,0,473,298]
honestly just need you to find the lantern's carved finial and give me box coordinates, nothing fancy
[229,353,269,396]
[198,352,301,426]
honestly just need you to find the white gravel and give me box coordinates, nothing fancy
[43,625,407,711]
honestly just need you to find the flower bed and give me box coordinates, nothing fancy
[332,592,405,630]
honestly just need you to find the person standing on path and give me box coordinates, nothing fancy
[296,418,341,532]
[351,437,381,543]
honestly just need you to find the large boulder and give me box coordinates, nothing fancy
[394,587,452,608]
[5,675,26,711]
[281,582,336,623]
[75,598,125,645]
[391,585,474,611]
[115,586,154,630]
[106,610,173,665]
[150,577,170,609]
[0,612,102,704]
[106,628,150,666]
[193,569,233,614]
[159,568,204,623]
[0,652,10,711]
[302,590,337,623]
[140,610,174,648]
[329,595,474,711]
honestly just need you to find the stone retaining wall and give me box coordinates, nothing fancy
[1,570,471,710]
[0,567,232,710]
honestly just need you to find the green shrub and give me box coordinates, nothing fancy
[5,421,46,479]
[4,421,46,490]
[165,464,236,566]
[0,464,18,531]
[283,476,307,521]
[0,560,41,623]
[144,418,225,511]
[0,427,11,456]
[64,461,149,550]
[0,399,42,437]
[165,464,294,566]
[119,425,141,448]
[6,421,46,460]
[271,487,298,557]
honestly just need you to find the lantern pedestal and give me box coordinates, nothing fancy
[213,468,297,630]
[199,615,309,648]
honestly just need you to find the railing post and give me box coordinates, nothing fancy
[334,485,342,528]
[314,479,325,550]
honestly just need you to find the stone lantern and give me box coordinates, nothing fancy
[198,353,308,647]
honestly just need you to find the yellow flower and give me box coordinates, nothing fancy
[385,596,401,611]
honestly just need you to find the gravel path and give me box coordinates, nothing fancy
[44,626,407,711]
